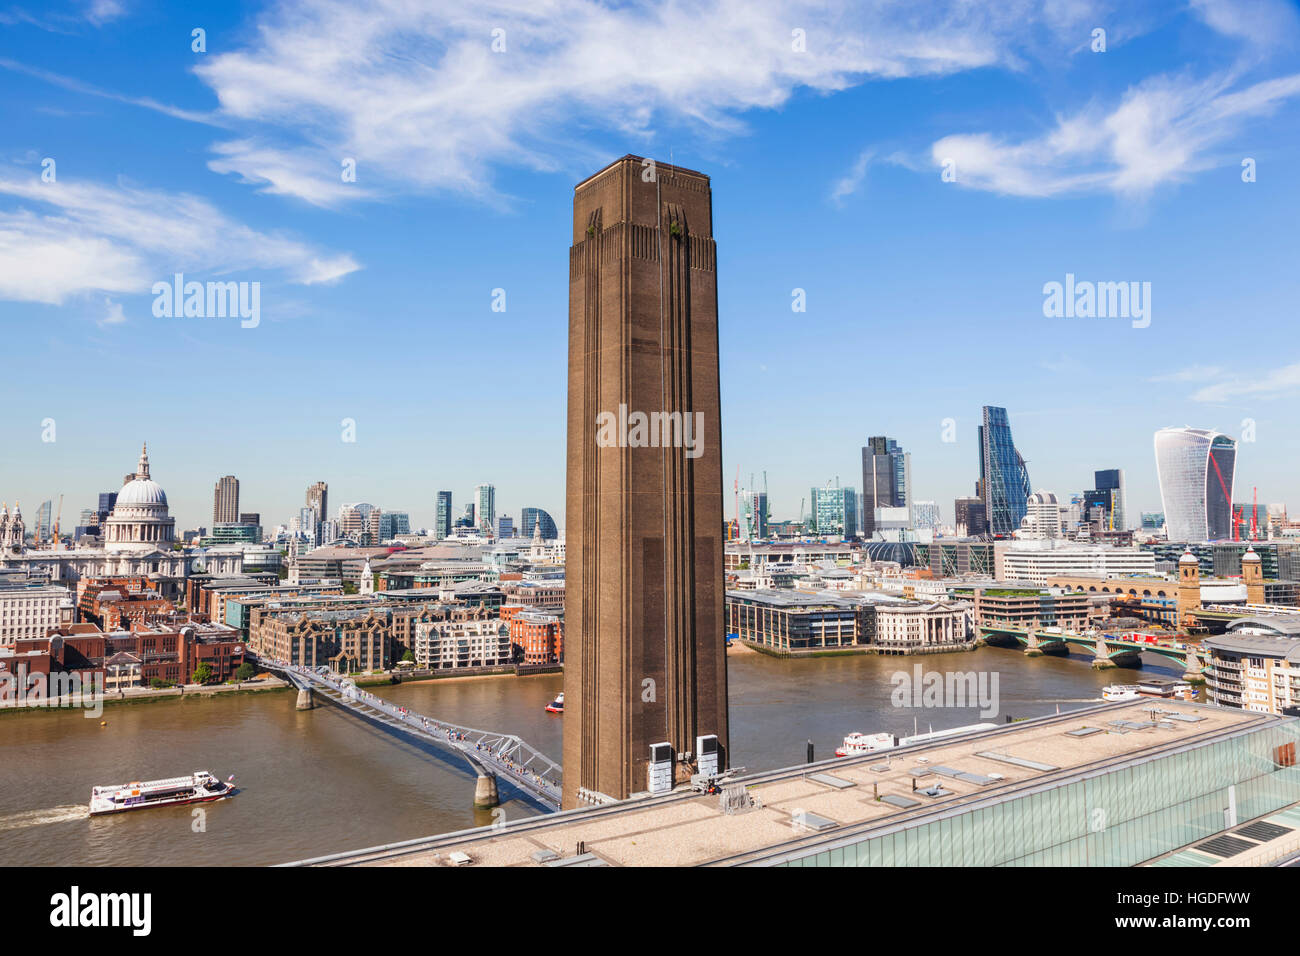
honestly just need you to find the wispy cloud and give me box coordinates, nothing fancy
[1147,365,1226,383]
[0,57,221,126]
[191,0,1120,206]
[1189,361,1300,403]
[1189,0,1300,55]
[0,174,359,307]
[928,70,1300,198]
[830,149,873,205]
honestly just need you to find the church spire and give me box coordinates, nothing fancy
[137,442,151,480]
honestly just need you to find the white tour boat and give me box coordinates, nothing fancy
[89,771,236,816]
[545,692,564,714]
[1102,685,1142,702]
[835,732,897,757]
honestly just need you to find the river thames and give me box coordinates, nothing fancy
[0,646,1194,865]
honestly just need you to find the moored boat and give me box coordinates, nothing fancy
[89,771,236,816]
[835,732,897,757]
[1102,684,1141,702]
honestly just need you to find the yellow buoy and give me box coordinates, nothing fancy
[100,720,107,727]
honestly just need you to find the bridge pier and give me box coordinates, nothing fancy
[295,687,314,710]
[474,772,499,809]
[1023,629,1043,658]
[1090,630,1116,670]
[1182,651,1206,684]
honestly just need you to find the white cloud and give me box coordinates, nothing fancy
[192,0,1119,205]
[1190,362,1300,403]
[929,70,1300,197]
[830,149,873,205]
[84,0,127,25]
[0,175,359,307]
[100,296,125,324]
[1147,365,1225,383]
[1189,0,1300,53]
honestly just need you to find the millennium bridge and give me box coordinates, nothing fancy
[256,656,561,812]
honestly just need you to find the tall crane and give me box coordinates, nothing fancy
[733,467,740,541]
[51,494,63,550]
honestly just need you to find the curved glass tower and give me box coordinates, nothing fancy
[521,506,558,540]
[1154,427,1237,542]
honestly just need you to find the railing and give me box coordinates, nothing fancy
[275,660,561,808]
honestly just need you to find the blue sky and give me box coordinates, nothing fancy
[1,0,1299,532]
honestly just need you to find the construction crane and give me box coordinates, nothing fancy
[733,467,740,541]
[51,494,63,550]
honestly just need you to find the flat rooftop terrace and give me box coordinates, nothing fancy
[291,700,1288,868]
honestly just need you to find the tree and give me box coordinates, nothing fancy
[401,650,415,663]
[192,662,214,685]
[234,662,256,681]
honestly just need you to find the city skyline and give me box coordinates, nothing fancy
[3,2,1300,530]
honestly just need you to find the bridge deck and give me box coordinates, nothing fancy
[269,660,561,811]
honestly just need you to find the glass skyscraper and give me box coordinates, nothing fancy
[861,436,911,537]
[810,484,857,538]
[1154,427,1237,542]
[978,406,1031,536]
[476,484,496,533]
[435,491,452,540]
[521,506,558,540]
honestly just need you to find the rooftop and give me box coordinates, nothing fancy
[304,700,1269,868]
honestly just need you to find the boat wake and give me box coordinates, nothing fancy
[0,804,87,832]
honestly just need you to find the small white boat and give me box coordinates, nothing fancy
[835,732,897,757]
[1102,685,1141,702]
[89,771,236,816]
[545,692,564,714]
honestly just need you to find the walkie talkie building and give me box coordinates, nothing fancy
[1154,427,1237,542]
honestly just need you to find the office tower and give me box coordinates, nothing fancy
[810,483,858,538]
[978,406,1031,536]
[1091,468,1127,531]
[1154,427,1237,542]
[748,491,769,539]
[563,155,727,808]
[378,511,409,541]
[861,436,912,537]
[297,507,316,543]
[306,481,328,544]
[35,500,52,543]
[495,515,515,538]
[476,484,496,534]
[458,503,475,529]
[521,506,558,540]
[954,496,988,537]
[213,476,240,525]
[435,491,452,540]
[1023,491,1063,538]
[1141,512,1165,531]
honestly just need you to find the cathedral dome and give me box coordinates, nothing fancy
[117,478,168,507]
[104,443,175,554]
